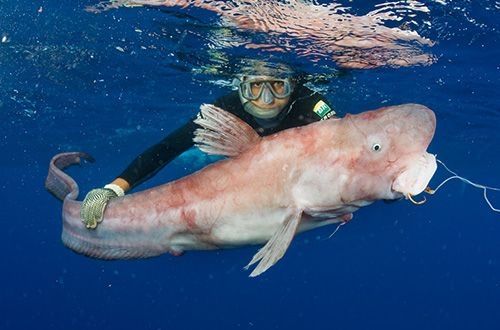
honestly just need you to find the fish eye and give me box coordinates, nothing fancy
[371,143,382,152]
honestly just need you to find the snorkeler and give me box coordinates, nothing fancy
[80,63,337,229]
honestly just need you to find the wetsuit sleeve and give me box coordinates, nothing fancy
[117,118,198,189]
[117,94,230,190]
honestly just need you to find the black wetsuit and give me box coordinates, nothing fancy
[118,85,336,189]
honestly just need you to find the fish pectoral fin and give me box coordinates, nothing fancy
[245,209,302,277]
[193,104,260,157]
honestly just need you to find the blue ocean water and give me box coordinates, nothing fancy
[1,1,499,329]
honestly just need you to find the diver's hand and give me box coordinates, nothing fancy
[80,184,124,229]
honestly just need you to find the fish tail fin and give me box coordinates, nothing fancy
[193,104,260,157]
[45,152,94,201]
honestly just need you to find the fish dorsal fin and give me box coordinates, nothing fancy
[193,104,260,157]
[245,209,302,277]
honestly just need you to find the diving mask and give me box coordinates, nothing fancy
[239,76,293,104]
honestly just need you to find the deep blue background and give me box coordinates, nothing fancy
[0,1,499,330]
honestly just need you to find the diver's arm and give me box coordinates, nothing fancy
[80,118,197,228]
[81,116,198,228]
[115,118,198,192]
[80,99,233,228]
[112,97,228,192]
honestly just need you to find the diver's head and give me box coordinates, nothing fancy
[237,62,296,119]
[238,75,294,119]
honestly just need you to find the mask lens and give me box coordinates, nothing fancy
[239,78,292,101]
[240,81,261,100]
[250,81,264,98]
[268,80,290,98]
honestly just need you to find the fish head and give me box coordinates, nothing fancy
[345,104,436,200]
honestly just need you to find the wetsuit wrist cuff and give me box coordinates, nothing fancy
[104,184,125,197]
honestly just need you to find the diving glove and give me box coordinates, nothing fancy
[80,184,125,229]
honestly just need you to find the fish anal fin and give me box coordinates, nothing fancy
[193,104,260,157]
[245,209,302,277]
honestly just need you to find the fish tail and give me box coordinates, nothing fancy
[45,152,94,201]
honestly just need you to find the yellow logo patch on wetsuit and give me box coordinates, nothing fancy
[313,100,335,120]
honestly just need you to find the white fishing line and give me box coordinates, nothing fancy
[327,221,346,239]
[432,158,499,212]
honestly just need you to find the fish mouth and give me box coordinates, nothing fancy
[391,152,437,198]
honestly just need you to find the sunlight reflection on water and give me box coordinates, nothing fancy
[87,0,437,69]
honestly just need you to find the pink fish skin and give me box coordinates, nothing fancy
[45,103,436,276]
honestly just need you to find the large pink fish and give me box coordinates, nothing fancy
[45,104,437,276]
